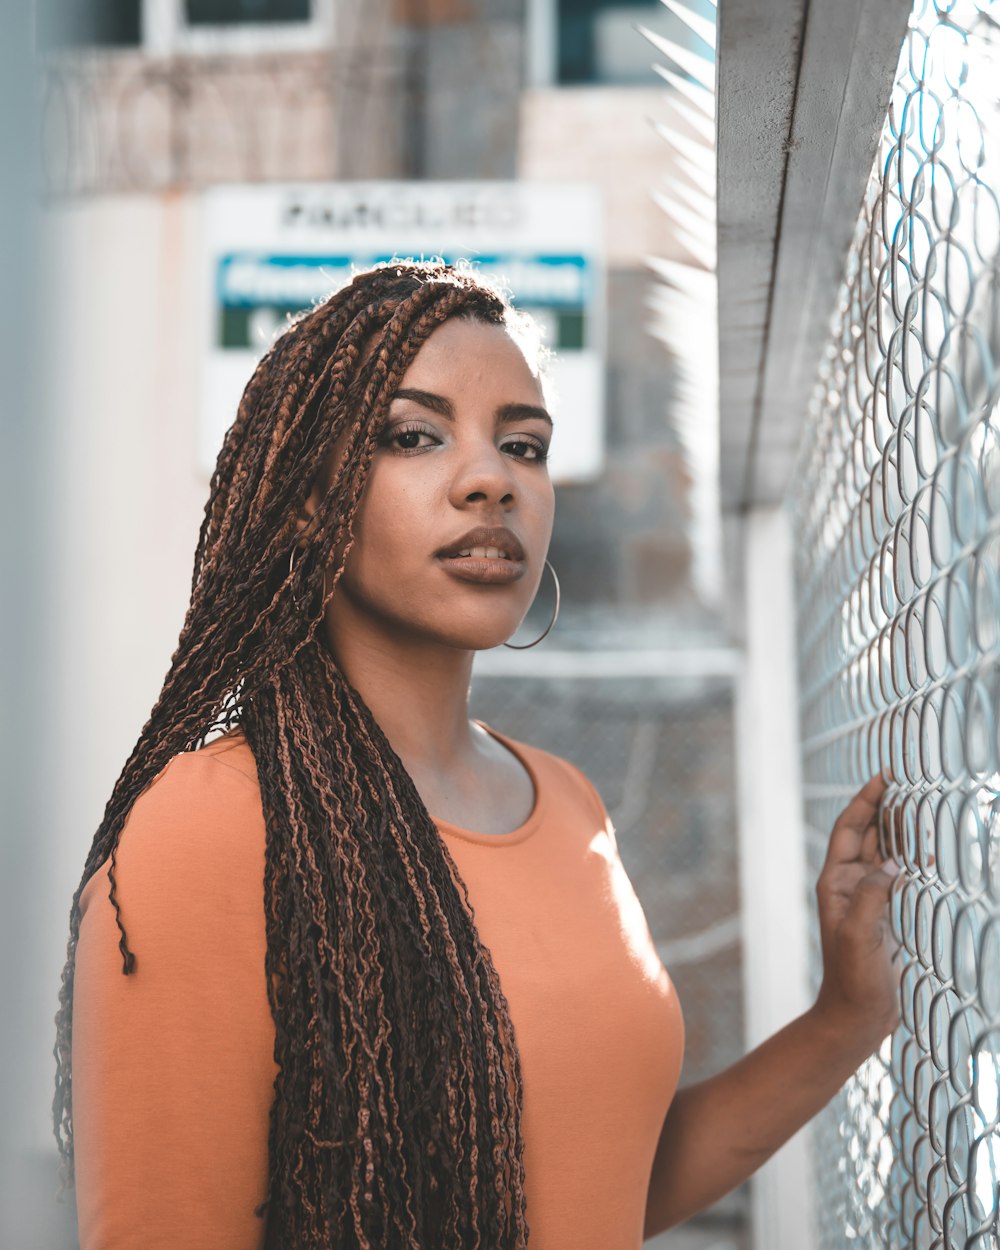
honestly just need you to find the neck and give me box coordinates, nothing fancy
[323,607,479,774]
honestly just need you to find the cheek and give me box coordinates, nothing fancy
[343,474,429,582]
[532,481,556,540]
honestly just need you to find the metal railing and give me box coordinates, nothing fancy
[787,1,1000,1245]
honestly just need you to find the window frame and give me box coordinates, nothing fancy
[524,0,557,87]
[141,0,335,57]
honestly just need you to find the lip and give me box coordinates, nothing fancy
[437,555,526,585]
[435,525,527,585]
[435,526,526,562]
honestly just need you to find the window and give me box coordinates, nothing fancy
[553,0,714,86]
[184,0,311,23]
[168,0,330,52]
[37,0,335,56]
[36,0,141,50]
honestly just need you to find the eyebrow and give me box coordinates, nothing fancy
[390,387,553,428]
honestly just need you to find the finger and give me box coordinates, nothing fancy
[844,859,902,934]
[888,801,906,861]
[859,817,881,865]
[824,775,889,868]
[817,861,880,944]
[821,861,873,898]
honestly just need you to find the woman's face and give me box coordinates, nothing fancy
[325,315,556,654]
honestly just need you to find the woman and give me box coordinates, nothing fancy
[54,260,900,1250]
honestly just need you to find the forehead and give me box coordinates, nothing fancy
[399,318,542,398]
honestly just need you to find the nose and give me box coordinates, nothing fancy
[448,439,517,508]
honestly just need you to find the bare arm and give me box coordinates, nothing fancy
[644,774,901,1238]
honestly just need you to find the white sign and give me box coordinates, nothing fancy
[197,182,605,482]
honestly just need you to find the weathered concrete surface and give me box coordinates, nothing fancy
[717,0,911,508]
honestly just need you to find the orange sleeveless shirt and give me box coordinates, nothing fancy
[71,725,684,1249]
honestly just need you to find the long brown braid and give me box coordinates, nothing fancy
[52,260,547,1248]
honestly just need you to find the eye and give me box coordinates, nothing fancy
[380,422,440,453]
[502,437,549,463]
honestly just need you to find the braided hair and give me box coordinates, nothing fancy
[53,260,549,1248]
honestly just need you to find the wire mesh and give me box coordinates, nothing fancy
[786,2,1000,1246]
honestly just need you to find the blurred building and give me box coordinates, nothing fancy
[36,3,743,1248]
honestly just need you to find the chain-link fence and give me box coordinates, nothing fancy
[787,1,1000,1245]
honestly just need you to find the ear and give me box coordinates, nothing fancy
[293,479,325,544]
[293,425,354,545]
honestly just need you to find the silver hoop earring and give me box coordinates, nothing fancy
[289,540,334,618]
[287,540,311,611]
[503,558,560,650]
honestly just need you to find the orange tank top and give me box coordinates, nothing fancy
[71,724,684,1249]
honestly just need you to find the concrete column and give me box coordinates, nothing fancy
[334,0,526,181]
[0,4,75,1244]
[734,504,815,1250]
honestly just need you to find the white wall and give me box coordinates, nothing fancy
[37,192,210,1151]
[519,86,707,269]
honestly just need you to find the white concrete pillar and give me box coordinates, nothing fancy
[734,503,815,1250]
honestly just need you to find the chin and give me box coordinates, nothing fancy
[446,628,520,652]
[431,614,525,653]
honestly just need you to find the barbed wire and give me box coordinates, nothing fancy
[36,0,528,199]
[37,47,357,196]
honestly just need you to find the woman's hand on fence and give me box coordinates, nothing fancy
[811,773,902,1058]
[644,775,903,1235]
